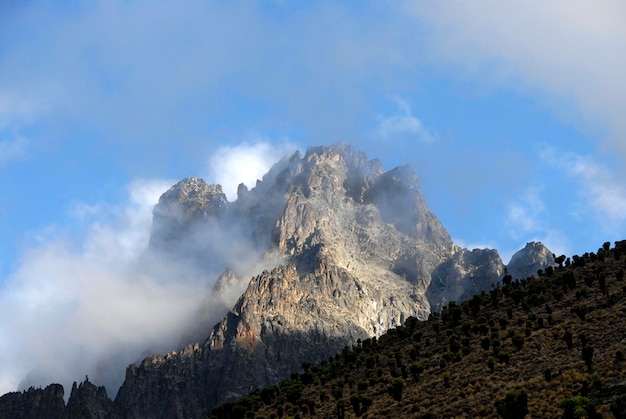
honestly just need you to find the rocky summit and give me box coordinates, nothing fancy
[507,241,556,280]
[0,144,556,418]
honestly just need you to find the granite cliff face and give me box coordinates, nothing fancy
[507,241,557,280]
[426,242,558,309]
[0,380,114,419]
[427,248,505,310]
[0,384,66,419]
[0,145,554,418]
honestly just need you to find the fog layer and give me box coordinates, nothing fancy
[0,143,289,398]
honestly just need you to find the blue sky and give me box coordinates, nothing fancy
[0,0,625,395]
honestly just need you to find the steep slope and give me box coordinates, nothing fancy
[216,241,626,418]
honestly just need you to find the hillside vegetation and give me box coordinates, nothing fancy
[211,241,626,418]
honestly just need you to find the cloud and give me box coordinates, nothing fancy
[542,149,626,230]
[0,89,50,129]
[377,97,434,143]
[2,1,622,167]
[506,187,545,237]
[563,159,626,227]
[0,178,215,397]
[410,0,626,161]
[505,186,569,258]
[0,137,28,167]
[0,2,436,167]
[207,140,298,201]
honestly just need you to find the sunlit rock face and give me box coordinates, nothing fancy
[1,145,550,418]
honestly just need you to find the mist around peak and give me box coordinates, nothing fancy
[0,142,296,399]
[0,179,212,398]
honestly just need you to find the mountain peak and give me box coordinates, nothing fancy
[303,143,369,166]
[148,177,228,251]
[507,241,556,279]
[158,177,227,215]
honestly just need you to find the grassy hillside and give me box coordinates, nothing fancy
[211,241,626,418]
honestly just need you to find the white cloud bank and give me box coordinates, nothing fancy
[505,186,570,260]
[0,141,297,397]
[0,179,214,397]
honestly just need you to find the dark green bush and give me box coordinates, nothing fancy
[512,334,525,350]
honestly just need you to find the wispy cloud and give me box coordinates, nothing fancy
[409,0,626,161]
[2,2,623,163]
[377,97,434,143]
[0,90,50,129]
[453,237,495,251]
[0,137,28,167]
[0,3,418,158]
[506,187,545,237]
[505,186,569,258]
[0,150,300,397]
[542,148,626,230]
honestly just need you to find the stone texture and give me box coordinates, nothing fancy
[426,248,505,310]
[0,384,66,419]
[67,379,117,419]
[507,241,557,280]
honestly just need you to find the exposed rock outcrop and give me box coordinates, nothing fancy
[507,242,557,280]
[67,379,116,419]
[0,384,66,419]
[427,248,504,310]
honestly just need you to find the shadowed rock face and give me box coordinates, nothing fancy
[0,384,66,419]
[0,380,116,419]
[0,145,552,418]
[426,242,558,310]
[67,380,116,419]
[426,248,505,310]
[507,242,557,280]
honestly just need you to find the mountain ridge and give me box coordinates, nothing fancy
[0,144,558,418]
[215,240,626,418]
